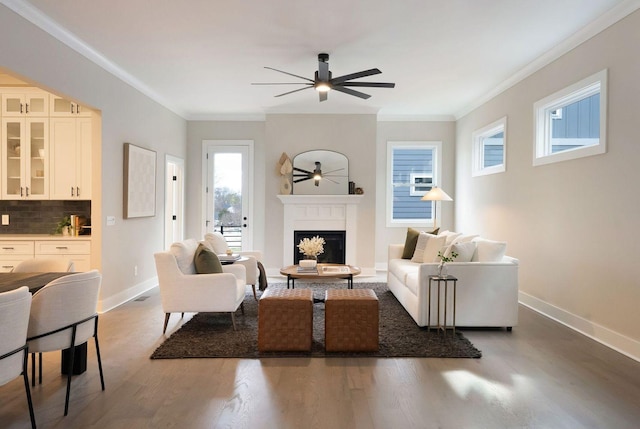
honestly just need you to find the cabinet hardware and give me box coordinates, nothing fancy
[20,187,23,197]
[71,187,75,197]
[1,247,15,250]
[25,187,29,197]
[20,103,23,114]
[77,187,80,196]
[2,265,14,269]
[25,103,29,113]
[55,246,69,250]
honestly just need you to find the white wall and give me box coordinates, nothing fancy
[455,10,640,359]
[0,5,187,310]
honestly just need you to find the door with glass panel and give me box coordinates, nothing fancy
[205,141,253,251]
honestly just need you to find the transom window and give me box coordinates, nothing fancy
[386,141,442,227]
[472,116,506,177]
[534,69,607,166]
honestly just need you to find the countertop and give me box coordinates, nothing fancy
[0,234,91,241]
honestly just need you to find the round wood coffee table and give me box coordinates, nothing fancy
[279,263,361,289]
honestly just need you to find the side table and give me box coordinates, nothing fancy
[427,275,458,334]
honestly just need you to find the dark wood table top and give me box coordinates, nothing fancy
[0,272,75,294]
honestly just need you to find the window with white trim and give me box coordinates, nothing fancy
[534,69,607,166]
[472,116,506,177]
[386,141,442,227]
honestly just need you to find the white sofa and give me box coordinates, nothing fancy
[387,242,519,329]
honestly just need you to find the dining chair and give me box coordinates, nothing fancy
[0,286,36,429]
[12,258,75,273]
[27,270,104,416]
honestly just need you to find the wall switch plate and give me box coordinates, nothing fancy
[106,216,115,226]
[1,214,8,225]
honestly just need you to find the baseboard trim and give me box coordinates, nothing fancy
[99,276,158,313]
[519,291,640,362]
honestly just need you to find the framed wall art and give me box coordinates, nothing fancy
[124,143,157,218]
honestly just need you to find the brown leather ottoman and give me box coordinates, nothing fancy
[325,288,379,352]
[258,288,313,352]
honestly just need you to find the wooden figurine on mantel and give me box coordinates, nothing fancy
[277,152,293,194]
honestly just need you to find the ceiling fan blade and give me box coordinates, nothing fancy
[252,82,312,85]
[340,82,395,88]
[331,85,371,100]
[331,68,381,84]
[319,91,328,102]
[318,60,330,82]
[264,67,314,82]
[323,167,345,175]
[323,177,340,184]
[274,85,313,97]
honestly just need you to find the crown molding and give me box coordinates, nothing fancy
[455,0,640,120]
[377,114,455,122]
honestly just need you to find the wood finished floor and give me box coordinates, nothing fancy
[2,279,639,429]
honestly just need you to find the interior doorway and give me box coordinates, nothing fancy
[164,155,185,249]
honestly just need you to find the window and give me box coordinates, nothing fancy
[472,116,506,177]
[534,69,607,166]
[386,141,442,227]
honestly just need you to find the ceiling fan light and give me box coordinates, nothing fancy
[315,82,331,92]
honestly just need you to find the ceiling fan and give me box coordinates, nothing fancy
[252,53,395,101]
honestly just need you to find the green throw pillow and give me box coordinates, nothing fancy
[194,243,223,274]
[401,227,440,259]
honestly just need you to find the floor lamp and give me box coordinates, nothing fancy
[421,186,452,230]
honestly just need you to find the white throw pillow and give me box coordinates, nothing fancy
[450,241,476,262]
[205,232,229,254]
[411,232,436,263]
[438,230,462,246]
[452,234,479,244]
[472,238,507,262]
[423,235,447,263]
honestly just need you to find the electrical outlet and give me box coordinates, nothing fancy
[106,216,116,226]
[134,265,138,276]
[1,214,8,225]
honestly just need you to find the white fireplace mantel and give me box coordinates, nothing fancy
[277,194,363,266]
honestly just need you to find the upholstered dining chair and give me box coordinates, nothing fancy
[204,232,264,300]
[27,270,104,416]
[0,287,36,429]
[12,258,75,273]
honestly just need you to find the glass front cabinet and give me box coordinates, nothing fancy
[1,118,49,199]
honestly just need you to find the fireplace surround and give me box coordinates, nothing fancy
[277,195,363,267]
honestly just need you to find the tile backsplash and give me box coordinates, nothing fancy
[0,200,91,234]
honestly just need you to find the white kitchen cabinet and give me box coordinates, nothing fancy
[1,90,49,117]
[35,240,91,272]
[49,117,91,200]
[49,96,91,117]
[1,117,49,199]
[0,241,35,272]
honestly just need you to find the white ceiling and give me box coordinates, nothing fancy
[5,0,636,120]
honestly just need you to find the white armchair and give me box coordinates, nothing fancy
[154,239,247,334]
[204,232,264,300]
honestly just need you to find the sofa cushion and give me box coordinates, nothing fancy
[402,227,421,259]
[472,238,507,262]
[405,271,420,296]
[438,230,462,246]
[423,234,447,262]
[452,234,479,244]
[449,241,477,262]
[388,258,420,285]
[170,239,199,274]
[411,232,436,262]
[205,232,229,254]
[194,243,224,274]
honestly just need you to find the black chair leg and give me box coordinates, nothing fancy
[163,313,171,334]
[38,353,42,385]
[22,351,37,429]
[94,317,105,391]
[31,352,35,387]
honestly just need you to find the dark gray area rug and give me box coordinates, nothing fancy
[150,282,481,359]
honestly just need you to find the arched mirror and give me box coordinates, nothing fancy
[292,150,349,195]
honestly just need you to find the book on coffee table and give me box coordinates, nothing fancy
[296,266,318,273]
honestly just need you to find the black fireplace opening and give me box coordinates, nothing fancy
[293,230,346,264]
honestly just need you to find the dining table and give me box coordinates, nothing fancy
[0,271,87,375]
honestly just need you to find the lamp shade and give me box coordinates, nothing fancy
[420,186,452,201]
